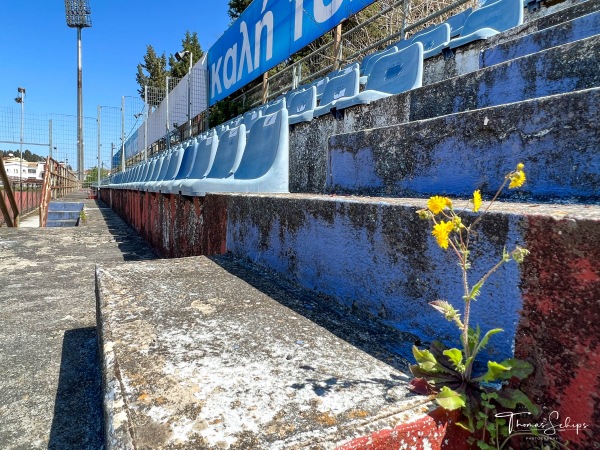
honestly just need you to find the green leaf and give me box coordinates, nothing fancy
[469,280,484,301]
[435,386,466,411]
[443,348,465,371]
[480,360,510,382]
[496,358,535,380]
[412,346,438,371]
[472,328,503,359]
[496,388,539,415]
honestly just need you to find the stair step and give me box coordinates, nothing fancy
[224,192,600,363]
[290,34,600,193]
[96,256,440,450]
[423,0,600,85]
[481,9,600,67]
[326,87,600,201]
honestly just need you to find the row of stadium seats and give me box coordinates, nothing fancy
[108,109,289,196]
[108,0,523,194]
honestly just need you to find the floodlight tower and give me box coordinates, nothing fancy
[64,0,92,183]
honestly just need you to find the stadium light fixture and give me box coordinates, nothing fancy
[64,0,92,183]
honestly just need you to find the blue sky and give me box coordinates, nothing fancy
[0,1,231,165]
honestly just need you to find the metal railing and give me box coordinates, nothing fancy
[230,0,477,111]
[39,157,79,227]
[0,157,20,227]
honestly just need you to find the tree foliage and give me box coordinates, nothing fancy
[136,45,168,99]
[135,31,204,101]
[168,31,204,79]
[227,0,252,21]
[0,149,44,162]
[85,166,111,184]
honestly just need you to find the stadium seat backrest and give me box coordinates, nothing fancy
[264,98,286,115]
[173,138,199,180]
[243,109,261,131]
[288,86,317,115]
[235,109,288,180]
[320,68,360,106]
[365,42,424,95]
[411,23,450,58]
[445,7,473,37]
[360,47,398,77]
[461,0,523,36]
[206,125,246,179]
[186,131,219,179]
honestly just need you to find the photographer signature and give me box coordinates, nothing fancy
[496,411,589,436]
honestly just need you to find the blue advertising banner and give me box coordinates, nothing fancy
[208,0,377,105]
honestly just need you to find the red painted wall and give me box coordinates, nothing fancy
[99,188,227,258]
[517,216,600,448]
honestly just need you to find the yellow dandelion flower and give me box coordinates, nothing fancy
[509,170,526,189]
[432,220,454,249]
[427,196,451,215]
[473,190,482,212]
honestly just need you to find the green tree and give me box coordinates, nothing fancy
[168,31,204,79]
[227,0,252,21]
[136,45,168,102]
[84,167,110,184]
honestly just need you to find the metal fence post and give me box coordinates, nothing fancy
[121,96,125,172]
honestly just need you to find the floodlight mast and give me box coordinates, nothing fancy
[64,0,92,184]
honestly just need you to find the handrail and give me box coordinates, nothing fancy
[37,157,78,227]
[39,158,53,227]
[0,156,20,227]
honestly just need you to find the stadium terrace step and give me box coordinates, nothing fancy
[290,35,600,193]
[481,9,600,66]
[96,256,451,450]
[422,0,600,85]
[326,87,600,201]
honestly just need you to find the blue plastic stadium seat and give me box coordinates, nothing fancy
[180,125,246,196]
[140,152,169,192]
[174,131,219,195]
[264,98,286,115]
[310,77,329,100]
[327,62,360,79]
[156,140,194,193]
[312,67,360,118]
[243,109,262,131]
[445,7,473,37]
[410,23,450,58]
[335,42,424,111]
[449,0,523,49]
[130,158,156,190]
[288,86,317,125]
[145,146,183,192]
[359,46,398,84]
[285,89,301,106]
[122,164,145,190]
[185,109,289,196]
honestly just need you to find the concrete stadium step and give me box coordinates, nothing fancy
[422,0,600,85]
[222,192,600,390]
[96,256,450,450]
[325,87,600,201]
[481,9,600,67]
[290,33,600,193]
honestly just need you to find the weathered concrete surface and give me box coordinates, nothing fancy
[516,215,600,447]
[96,255,450,450]
[290,33,600,193]
[223,192,600,448]
[100,189,227,257]
[328,88,600,202]
[0,194,156,450]
[422,0,600,85]
[481,9,600,67]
